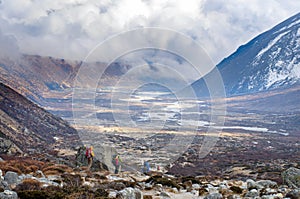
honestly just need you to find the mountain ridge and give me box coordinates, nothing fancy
[192,12,300,97]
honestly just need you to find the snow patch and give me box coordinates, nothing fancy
[275,19,300,34]
[265,66,289,89]
[256,31,289,60]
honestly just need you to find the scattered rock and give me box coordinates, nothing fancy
[108,191,118,198]
[0,181,9,190]
[34,170,45,178]
[282,167,300,188]
[285,189,300,199]
[247,179,263,190]
[192,183,201,190]
[4,172,18,186]
[257,180,278,189]
[118,187,142,199]
[0,190,18,199]
[204,192,223,199]
[245,189,259,198]
[227,195,242,199]
[0,159,299,199]
[160,191,171,198]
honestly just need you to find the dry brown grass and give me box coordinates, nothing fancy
[42,164,73,176]
[0,159,45,174]
[0,158,73,177]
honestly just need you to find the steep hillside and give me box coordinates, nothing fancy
[192,12,300,96]
[0,82,80,155]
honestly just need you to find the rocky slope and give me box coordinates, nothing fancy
[0,82,80,156]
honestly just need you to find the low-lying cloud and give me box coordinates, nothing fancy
[0,0,299,63]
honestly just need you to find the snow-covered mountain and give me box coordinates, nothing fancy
[192,12,300,97]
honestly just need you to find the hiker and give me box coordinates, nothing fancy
[143,161,150,174]
[114,154,122,174]
[85,146,94,171]
[75,145,86,167]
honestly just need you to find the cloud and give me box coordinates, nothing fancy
[0,28,20,60]
[0,0,299,63]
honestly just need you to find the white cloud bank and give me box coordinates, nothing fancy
[0,0,299,63]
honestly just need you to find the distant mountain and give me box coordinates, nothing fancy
[0,54,132,107]
[0,82,80,155]
[192,12,300,97]
[0,55,81,105]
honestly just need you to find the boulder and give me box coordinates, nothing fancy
[204,193,223,199]
[285,189,300,199]
[35,170,45,178]
[0,190,18,199]
[245,189,259,198]
[3,172,18,186]
[160,191,171,198]
[246,179,263,190]
[192,183,201,190]
[118,187,142,199]
[0,170,3,181]
[257,180,278,189]
[108,191,118,198]
[282,167,300,188]
[0,138,22,155]
[227,195,242,199]
[75,145,114,171]
[0,181,9,190]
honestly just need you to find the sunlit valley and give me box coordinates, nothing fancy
[0,6,299,199]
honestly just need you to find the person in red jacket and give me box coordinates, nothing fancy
[85,146,94,171]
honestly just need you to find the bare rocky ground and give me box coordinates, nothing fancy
[0,109,299,198]
[0,155,299,199]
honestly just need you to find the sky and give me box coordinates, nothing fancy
[0,0,299,64]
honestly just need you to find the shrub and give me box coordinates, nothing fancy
[152,177,180,190]
[42,164,72,176]
[94,188,109,197]
[15,179,42,191]
[0,158,45,175]
[230,186,243,194]
[62,173,83,188]
[17,190,50,199]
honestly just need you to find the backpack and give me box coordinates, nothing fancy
[85,147,94,158]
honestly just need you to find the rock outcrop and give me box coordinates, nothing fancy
[282,167,300,188]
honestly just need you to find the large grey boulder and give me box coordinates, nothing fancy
[75,145,111,171]
[0,190,18,199]
[282,167,300,188]
[93,145,118,172]
[246,179,262,190]
[257,180,278,189]
[117,187,143,199]
[3,172,18,186]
